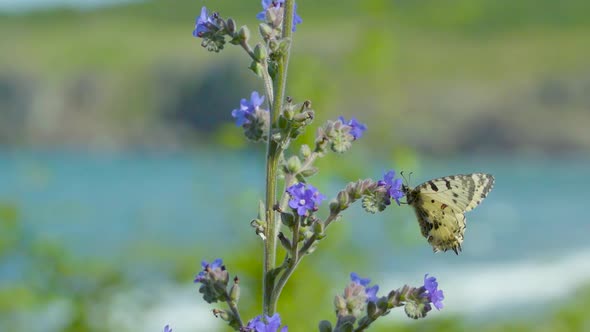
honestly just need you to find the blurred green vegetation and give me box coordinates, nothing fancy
[1,0,589,153]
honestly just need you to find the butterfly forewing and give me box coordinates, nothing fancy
[408,173,494,254]
[414,173,494,212]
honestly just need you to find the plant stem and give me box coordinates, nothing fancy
[270,214,301,308]
[298,213,338,256]
[225,296,244,328]
[263,0,295,316]
[263,140,279,315]
[239,41,274,105]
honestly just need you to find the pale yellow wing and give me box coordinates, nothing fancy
[410,173,494,254]
[413,173,494,213]
[411,198,467,254]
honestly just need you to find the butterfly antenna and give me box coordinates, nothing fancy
[400,171,413,187]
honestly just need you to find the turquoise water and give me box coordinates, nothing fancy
[1,149,588,268]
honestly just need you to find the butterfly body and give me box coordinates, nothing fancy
[402,173,494,254]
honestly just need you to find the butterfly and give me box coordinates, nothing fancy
[402,173,494,254]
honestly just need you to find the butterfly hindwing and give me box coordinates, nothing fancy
[407,173,494,254]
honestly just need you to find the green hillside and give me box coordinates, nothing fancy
[1,0,589,154]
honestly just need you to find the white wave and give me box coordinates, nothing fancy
[382,248,590,317]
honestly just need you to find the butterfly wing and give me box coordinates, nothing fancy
[409,173,494,253]
[414,173,494,213]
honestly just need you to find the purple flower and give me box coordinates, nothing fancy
[194,258,223,283]
[286,183,326,216]
[231,91,266,126]
[193,6,216,38]
[351,272,379,303]
[380,170,404,205]
[350,272,371,287]
[247,313,288,332]
[424,274,444,310]
[163,325,172,332]
[256,0,302,32]
[338,116,367,140]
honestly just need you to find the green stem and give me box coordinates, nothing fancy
[225,296,244,328]
[263,0,295,316]
[263,140,280,315]
[270,214,301,308]
[299,213,338,255]
[272,0,294,116]
[239,40,274,105]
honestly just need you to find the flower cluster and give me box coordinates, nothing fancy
[257,0,302,32]
[423,274,444,310]
[379,170,404,205]
[193,7,219,38]
[315,117,366,154]
[163,325,172,332]
[338,116,367,140]
[286,183,326,216]
[246,313,288,332]
[334,273,380,319]
[194,258,230,303]
[192,7,232,52]
[350,272,379,303]
[231,91,270,142]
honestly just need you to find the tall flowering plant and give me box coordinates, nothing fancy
[166,1,446,331]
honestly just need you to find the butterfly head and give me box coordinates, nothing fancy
[399,171,416,204]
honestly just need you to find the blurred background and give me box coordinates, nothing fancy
[1,0,589,331]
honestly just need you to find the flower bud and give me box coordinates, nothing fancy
[249,61,264,78]
[238,26,250,42]
[293,110,314,124]
[286,156,302,174]
[318,320,333,332]
[300,144,311,158]
[313,220,324,238]
[213,309,233,322]
[229,277,241,303]
[226,18,236,34]
[329,201,340,216]
[299,166,318,178]
[254,43,267,62]
[268,39,279,52]
[376,296,389,311]
[334,294,347,314]
[283,108,294,120]
[258,23,274,40]
[337,191,349,210]
[280,212,295,228]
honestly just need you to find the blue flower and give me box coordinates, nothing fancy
[256,0,302,32]
[163,325,172,332]
[380,170,404,205]
[350,272,379,303]
[286,183,326,216]
[193,6,216,38]
[338,116,367,140]
[424,274,444,310]
[247,313,288,332]
[231,91,266,126]
[350,272,371,287]
[194,258,223,283]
